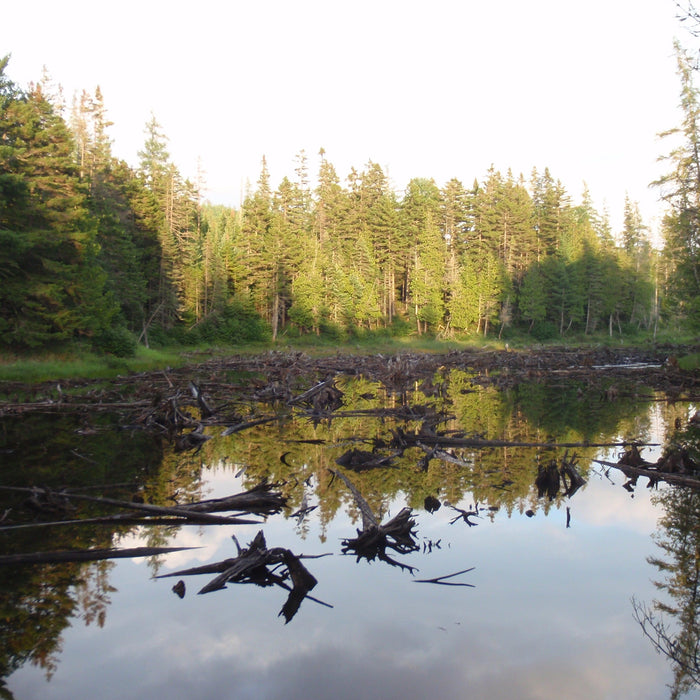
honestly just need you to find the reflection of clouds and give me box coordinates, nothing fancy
[9,407,695,700]
[572,476,662,534]
[13,610,671,700]
[116,523,248,569]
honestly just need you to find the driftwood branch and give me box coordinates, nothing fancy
[221,416,280,436]
[0,514,259,532]
[332,470,419,571]
[0,484,278,526]
[177,481,287,516]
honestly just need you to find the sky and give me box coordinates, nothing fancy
[0,0,691,237]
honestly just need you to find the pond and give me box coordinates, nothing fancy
[2,350,700,700]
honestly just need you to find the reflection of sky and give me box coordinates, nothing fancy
[8,453,700,699]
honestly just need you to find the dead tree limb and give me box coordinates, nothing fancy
[177,481,287,516]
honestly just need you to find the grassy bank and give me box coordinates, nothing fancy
[0,337,471,383]
[0,329,697,384]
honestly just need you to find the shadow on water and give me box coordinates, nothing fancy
[1,354,700,698]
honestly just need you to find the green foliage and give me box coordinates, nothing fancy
[529,320,560,341]
[0,62,120,352]
[90,325,137,357]
[0,56,677,355]
[656,43,700,330]
[191,300,271,344]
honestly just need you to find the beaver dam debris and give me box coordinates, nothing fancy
[1,346,697,424]
[1,346,699,623]
[156,530,331,623]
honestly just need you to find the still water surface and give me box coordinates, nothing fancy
[2,370,699,700]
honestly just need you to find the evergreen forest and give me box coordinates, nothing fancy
[2,47,700,357]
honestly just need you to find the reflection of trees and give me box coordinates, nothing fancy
[0,413,165,689]
[201,370,651,526]
[0,370,669,692]
[634,486,700,699]
[189,373,642,531]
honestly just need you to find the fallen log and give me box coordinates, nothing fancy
[288,377,341,407]
[335,448,398,471]
[190,381,215,418]
[177,481,287,516]
[397,435,660,450]
[0,513,260,531]
[222,416,280,436]
[195,530,279,594]
[416,443,473,468]
[0,545,198,566]
[330,469,378,528]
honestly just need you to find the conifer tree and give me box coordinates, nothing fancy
[0,57,117,349]
[656,41,700,326]
[401,178,446,333]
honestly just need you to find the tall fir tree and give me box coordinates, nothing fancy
[0,57,117,349]
[656,41,700,327]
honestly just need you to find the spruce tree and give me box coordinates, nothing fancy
[656,41,700,326]
[0,58,117,349]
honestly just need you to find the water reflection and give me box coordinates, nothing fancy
[633,448,700,699]
[1,370,699,699]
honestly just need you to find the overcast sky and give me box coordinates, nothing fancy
[1,0,689,235]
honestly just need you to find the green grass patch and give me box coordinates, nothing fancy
[0,346,186,383]
[678,353,700,371]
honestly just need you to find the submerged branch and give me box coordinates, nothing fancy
[403,435,659,449]
[330,469,378,529]
[0,545,199,566]
[0,485,269,525]
[414,567,476,587]
[594,459,700,489]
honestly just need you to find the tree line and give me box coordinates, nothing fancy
[1,50,697,356]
